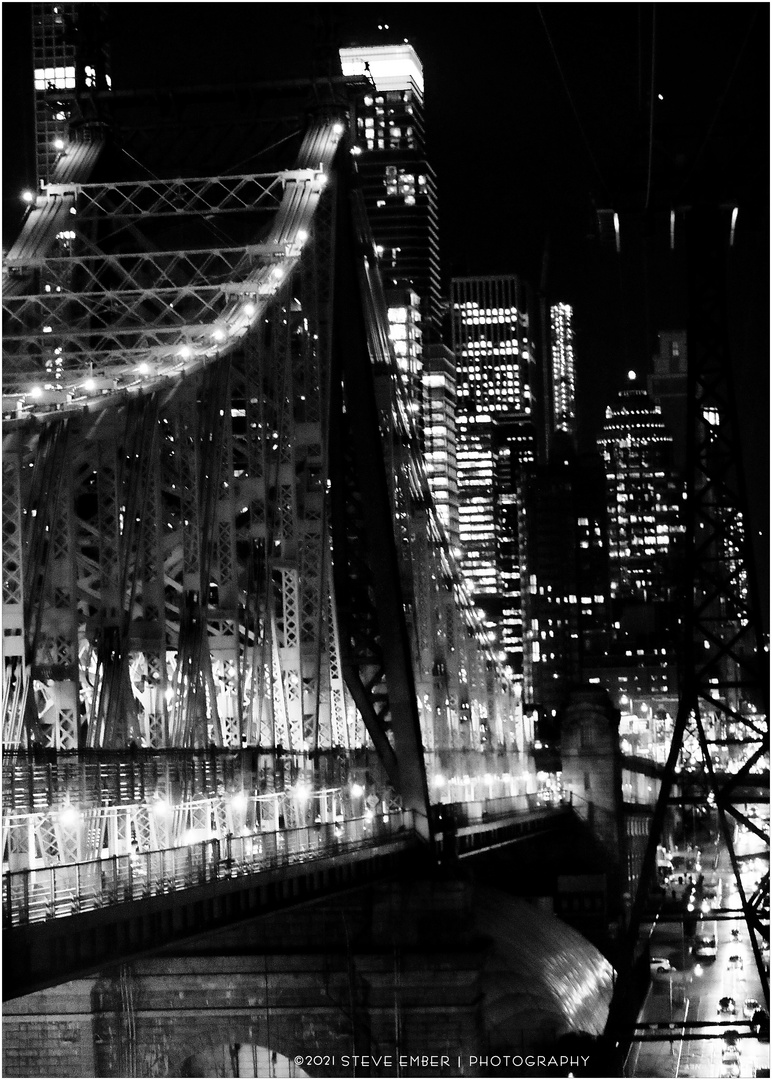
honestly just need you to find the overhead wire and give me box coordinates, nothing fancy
[223,128,302,175]
[674,8,760,201]
[536,4,611,202]
[644,4,656,211]
[118,145,234,249]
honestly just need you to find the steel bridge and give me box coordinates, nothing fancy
[1,10,560,1000]
[3,11,768,1052]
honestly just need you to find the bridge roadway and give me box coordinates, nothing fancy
[3,792,573,1000]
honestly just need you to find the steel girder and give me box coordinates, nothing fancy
[609,209,770,1036]
[3,157,331,401]
[325,164,523,832]
[2,99,524,877]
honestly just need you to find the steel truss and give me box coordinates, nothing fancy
[609,209,770,1044]
[3,96,525,871]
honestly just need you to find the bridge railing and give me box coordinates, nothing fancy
[441,789,571,828]
[2,810,415,928]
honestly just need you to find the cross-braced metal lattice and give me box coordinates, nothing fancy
[3,72,526,871]
[611,209,770,1030]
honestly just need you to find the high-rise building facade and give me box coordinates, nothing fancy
[422,342,460,548]
[451,275,541,675]
[519,450,613,718]
[550,303,577,440]
[385,287,423,407]
[32,4,111,184]
[341,42,456,543]
[598,385,683,603]
[494,420,538,673]
[648,330,688,472]
[339,44,442,336]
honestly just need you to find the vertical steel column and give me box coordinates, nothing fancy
[329,150,431,838]
[606,207,770,1043]
[2,434,28,749]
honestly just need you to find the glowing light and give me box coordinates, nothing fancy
[59,804,79,828]
[243,303,256,317]
[350,146,362,156]
[42,325,53,334]
[296,230,308,243]
[730,206,739,247]
[83,378,96,391]
[333,122,345,135]
[350,783,364,798]
[21,190,35,204]
[181,828,208,846]
[230,791,247,814]
[53,138,65,150]
[69,206,77,215]
[212,327,226,342]
[152,798,170,818]
[627,369,637,381]
[164,688,174,702]
[271,266,284,281]
[316,173,328,188]
[657,93,664,101]
[178,345,192,359]
[433,774,445,788]
[294,782,311,803]
[138,363,150,375]
[30,386,43,399]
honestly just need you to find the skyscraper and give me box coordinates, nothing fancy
[598,384,683,603]
[341,42,455,542]
[550,303,577,440]
[648,330,688,472]
[32,3,111,184]
[339,43,441,336]
[451,275,541,675]
[422,341,460,548]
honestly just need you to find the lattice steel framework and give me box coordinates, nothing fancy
[609,209,770,1039]
[3,38,526,867]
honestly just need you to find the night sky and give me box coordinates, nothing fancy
[3,2,769,596]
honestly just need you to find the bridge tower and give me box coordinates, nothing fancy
[2,4,528,912]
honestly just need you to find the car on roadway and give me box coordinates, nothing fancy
[727,953,744,970]
[751,1009,770,1041]
[744,998,761,1018]
[718,996,737,1015]
[650,956,672,975]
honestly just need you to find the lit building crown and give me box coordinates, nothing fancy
[340,44,424,97]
